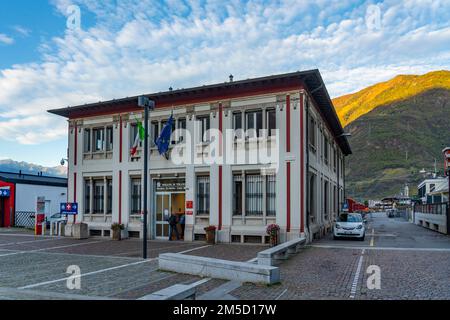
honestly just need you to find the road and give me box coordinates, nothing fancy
[230,212,450,300]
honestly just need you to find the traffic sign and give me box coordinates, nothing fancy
[60,202,78,215]
[0,189,10,197]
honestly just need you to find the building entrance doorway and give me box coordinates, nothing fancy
[0,199,5,228]
[154,178,186,240]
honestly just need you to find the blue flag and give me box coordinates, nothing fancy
[155,114,174,156]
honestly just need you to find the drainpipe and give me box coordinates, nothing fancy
[305,95,311,241]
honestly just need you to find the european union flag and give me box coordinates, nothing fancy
[155,114,174,157]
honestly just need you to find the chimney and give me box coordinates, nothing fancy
[229,74,234,82]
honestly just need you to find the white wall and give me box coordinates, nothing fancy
[15,184,67,218]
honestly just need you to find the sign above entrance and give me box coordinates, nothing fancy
[155,179,186,192]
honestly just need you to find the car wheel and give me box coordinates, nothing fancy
[333,235,338,240]
[359,235,365,241]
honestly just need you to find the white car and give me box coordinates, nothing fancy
[333,213,365,241]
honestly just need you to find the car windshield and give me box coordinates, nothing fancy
[338,214,362,223]
[51,213,61,219]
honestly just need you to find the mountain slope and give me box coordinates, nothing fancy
[0,159,67,177]
[334,70,450,127]
[343,88,450,200]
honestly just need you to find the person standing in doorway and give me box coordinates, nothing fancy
[168,213,180,241]
[179,213,186,239]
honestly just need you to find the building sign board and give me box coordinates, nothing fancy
[0,187,10,197]
[60,203,78,215]
[155,179,186,192]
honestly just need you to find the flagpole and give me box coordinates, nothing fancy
[138,96,155,260]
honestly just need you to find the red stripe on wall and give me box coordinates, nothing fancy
[74,123,77,166]
[286,95,291,152]
[119,115,123,163]
[218,103,223,231]
[286,162,291,233]
[73,172,77,202]
[218,166,223,231]
[300,93,305,233]
[119,171,122,225]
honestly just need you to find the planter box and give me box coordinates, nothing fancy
[73,223,89,240]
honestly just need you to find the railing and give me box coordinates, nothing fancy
[14,211,35,228]
[414,202,448,215]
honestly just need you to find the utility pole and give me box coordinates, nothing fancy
[138,96,155,260]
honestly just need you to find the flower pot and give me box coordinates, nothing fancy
[112,229,122,241]
[205,230,216,245]
[270,231,279,247]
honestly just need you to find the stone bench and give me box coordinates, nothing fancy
[139,284,197,300]
[159,253,280,285]
[257,237,306,266]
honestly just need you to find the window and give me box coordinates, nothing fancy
[233,175,243,216]
[197,176,210,215]
[324,136,329,164]
[246,110,263,138]
[84,180,90,214]
[233,112,243,139]
[333,185,337,214]
[309,174,316,223]
[107,179,113,214]
[197,116,210,142]
[176,118,186,143]
[150,121,159,147]
[267,109,276,137]
[324,181,329,220]
[131,178,141,215]
[333,149,337,170]
[245,174,263,216]
[106,126,113,151]
[309,116,316,150]
[266,175,276,216]
[93,180,104,214]
[84,129,91,153]
[93,128,105,152]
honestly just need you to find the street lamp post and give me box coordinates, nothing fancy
[138,96,155,259]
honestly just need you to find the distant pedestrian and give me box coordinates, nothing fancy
[179,214,186,238]
[168,213,180,241]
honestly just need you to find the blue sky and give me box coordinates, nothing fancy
[0,0,449,167]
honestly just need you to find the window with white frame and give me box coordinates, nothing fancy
[130,178,141,215]
[176,118,186,143]
[106,127,113,151]
[245,110,263,138]
[266,175,276,216]
[245,174,263,216]
[309,116,316,150]
[84,129,91,153]
[84,180,90,214]
[197,176,210,215]
[93,128,105,152]
[233,175,243,216]
[107,178,113,214]
[93,180,104,214]
[324,180,329,220]
[266,109,276,137]
[196,116,210,142]
[309,173,316,223]
[233,112,243,139]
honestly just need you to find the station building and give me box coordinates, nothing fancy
[48,70,351,243]
[0,171,68,228]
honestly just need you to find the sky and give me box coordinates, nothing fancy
[0,0,449,167]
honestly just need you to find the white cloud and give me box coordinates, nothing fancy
[12,26,31,37]
[0,34,14,45]
[0,0,449,146]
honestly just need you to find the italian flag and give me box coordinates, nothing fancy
[130,120,145,156]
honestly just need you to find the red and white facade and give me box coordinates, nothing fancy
[49,70,351,243]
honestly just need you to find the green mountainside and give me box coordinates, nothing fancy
[332,70,450,201]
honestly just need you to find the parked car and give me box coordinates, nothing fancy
[333,213,365,241]
[46,213,67,229]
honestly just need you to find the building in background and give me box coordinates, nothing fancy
[48,70,351,243]
[0,172,68,228]
[418,177,448,204]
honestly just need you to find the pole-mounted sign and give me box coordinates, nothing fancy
[60,202,78,215]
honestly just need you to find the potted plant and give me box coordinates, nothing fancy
[111,223,125,241]
[266,224,280,247]
[204,225,217,245]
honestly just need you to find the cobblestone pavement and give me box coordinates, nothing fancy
[1,212,449,300]
[230,212,450,300]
